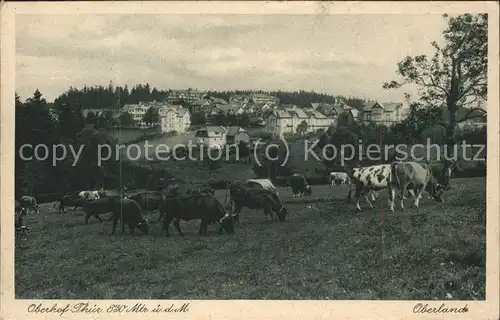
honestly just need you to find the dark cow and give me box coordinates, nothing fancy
[81,197,120,225]
[289,173,312,197]
[228,181,288,225]
[15,201,30,239]
[19,196,40,214]
[389,161,444,212]
[110,198,149,235]
[161,195,235,236]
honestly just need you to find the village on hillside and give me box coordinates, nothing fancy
[79,88,487,150]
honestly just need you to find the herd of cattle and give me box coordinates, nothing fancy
[14,160,454,240]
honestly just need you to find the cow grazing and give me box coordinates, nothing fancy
[18,196,40,214]
[346,164,421,211]
[389,161,444,212]
[346,164,391,211]
[330,172,350,186]
[289,173,312,197]
[110,198,149,235]
[228,182,288,225]
[161,195,235,236]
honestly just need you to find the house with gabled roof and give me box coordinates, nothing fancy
[194,126,228,148]
[250,92,279,106]
[208,103,245,116]
[159,106,191,133]
[166,89,205,104]
[226,126,250,145]
[264,108,336,136]
[306,110,336,131]
[441,106,487,130]
[361,101,406,125]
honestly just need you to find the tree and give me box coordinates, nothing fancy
[142,107,159,127]
[119,112,135,127]
[383,13,487,186]
[296,120,308,135]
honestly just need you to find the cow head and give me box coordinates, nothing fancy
[428,181,445,203]
[98,188,106,197]
[276,205,288,222]
[137,218,149,235]
[219,213,236,234]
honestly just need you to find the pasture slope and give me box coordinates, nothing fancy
[15,177,485,300]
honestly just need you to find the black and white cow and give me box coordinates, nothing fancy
[346,164,393,211]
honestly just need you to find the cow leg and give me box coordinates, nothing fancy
[84,213,91,225]
[355,186,363,212]
[408,188,416,199]
[233,203,243,226]
[173,218,184,236]
[94,213,104,223]
[163,217,173,236]
[110,214,119,235]
[202,220,209,236]
[346,184,353,203]
[364,192,374,209]
[198,220,205,235]
[157,211,165,223]
[399,184,408,211]
[413,182,427,208]
[388,186,396,213]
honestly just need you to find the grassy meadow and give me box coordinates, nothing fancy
[15,177,485,300]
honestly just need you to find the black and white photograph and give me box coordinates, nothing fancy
[1,1,499,319]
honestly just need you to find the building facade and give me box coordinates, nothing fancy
[361,101,407,125]
[159,106,191,133]
[194,126,228,148]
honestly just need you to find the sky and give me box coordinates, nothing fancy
[15,14,448,103]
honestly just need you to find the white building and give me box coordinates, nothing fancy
[361,101,408,125]
[194,126,228,148]
[159,106,191,133]
[264,108,336,136]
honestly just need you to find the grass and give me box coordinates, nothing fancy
[15,177,486,300]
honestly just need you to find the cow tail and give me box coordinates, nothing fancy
[224,181,230,209]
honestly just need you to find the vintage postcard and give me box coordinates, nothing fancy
[1,1,499,319]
